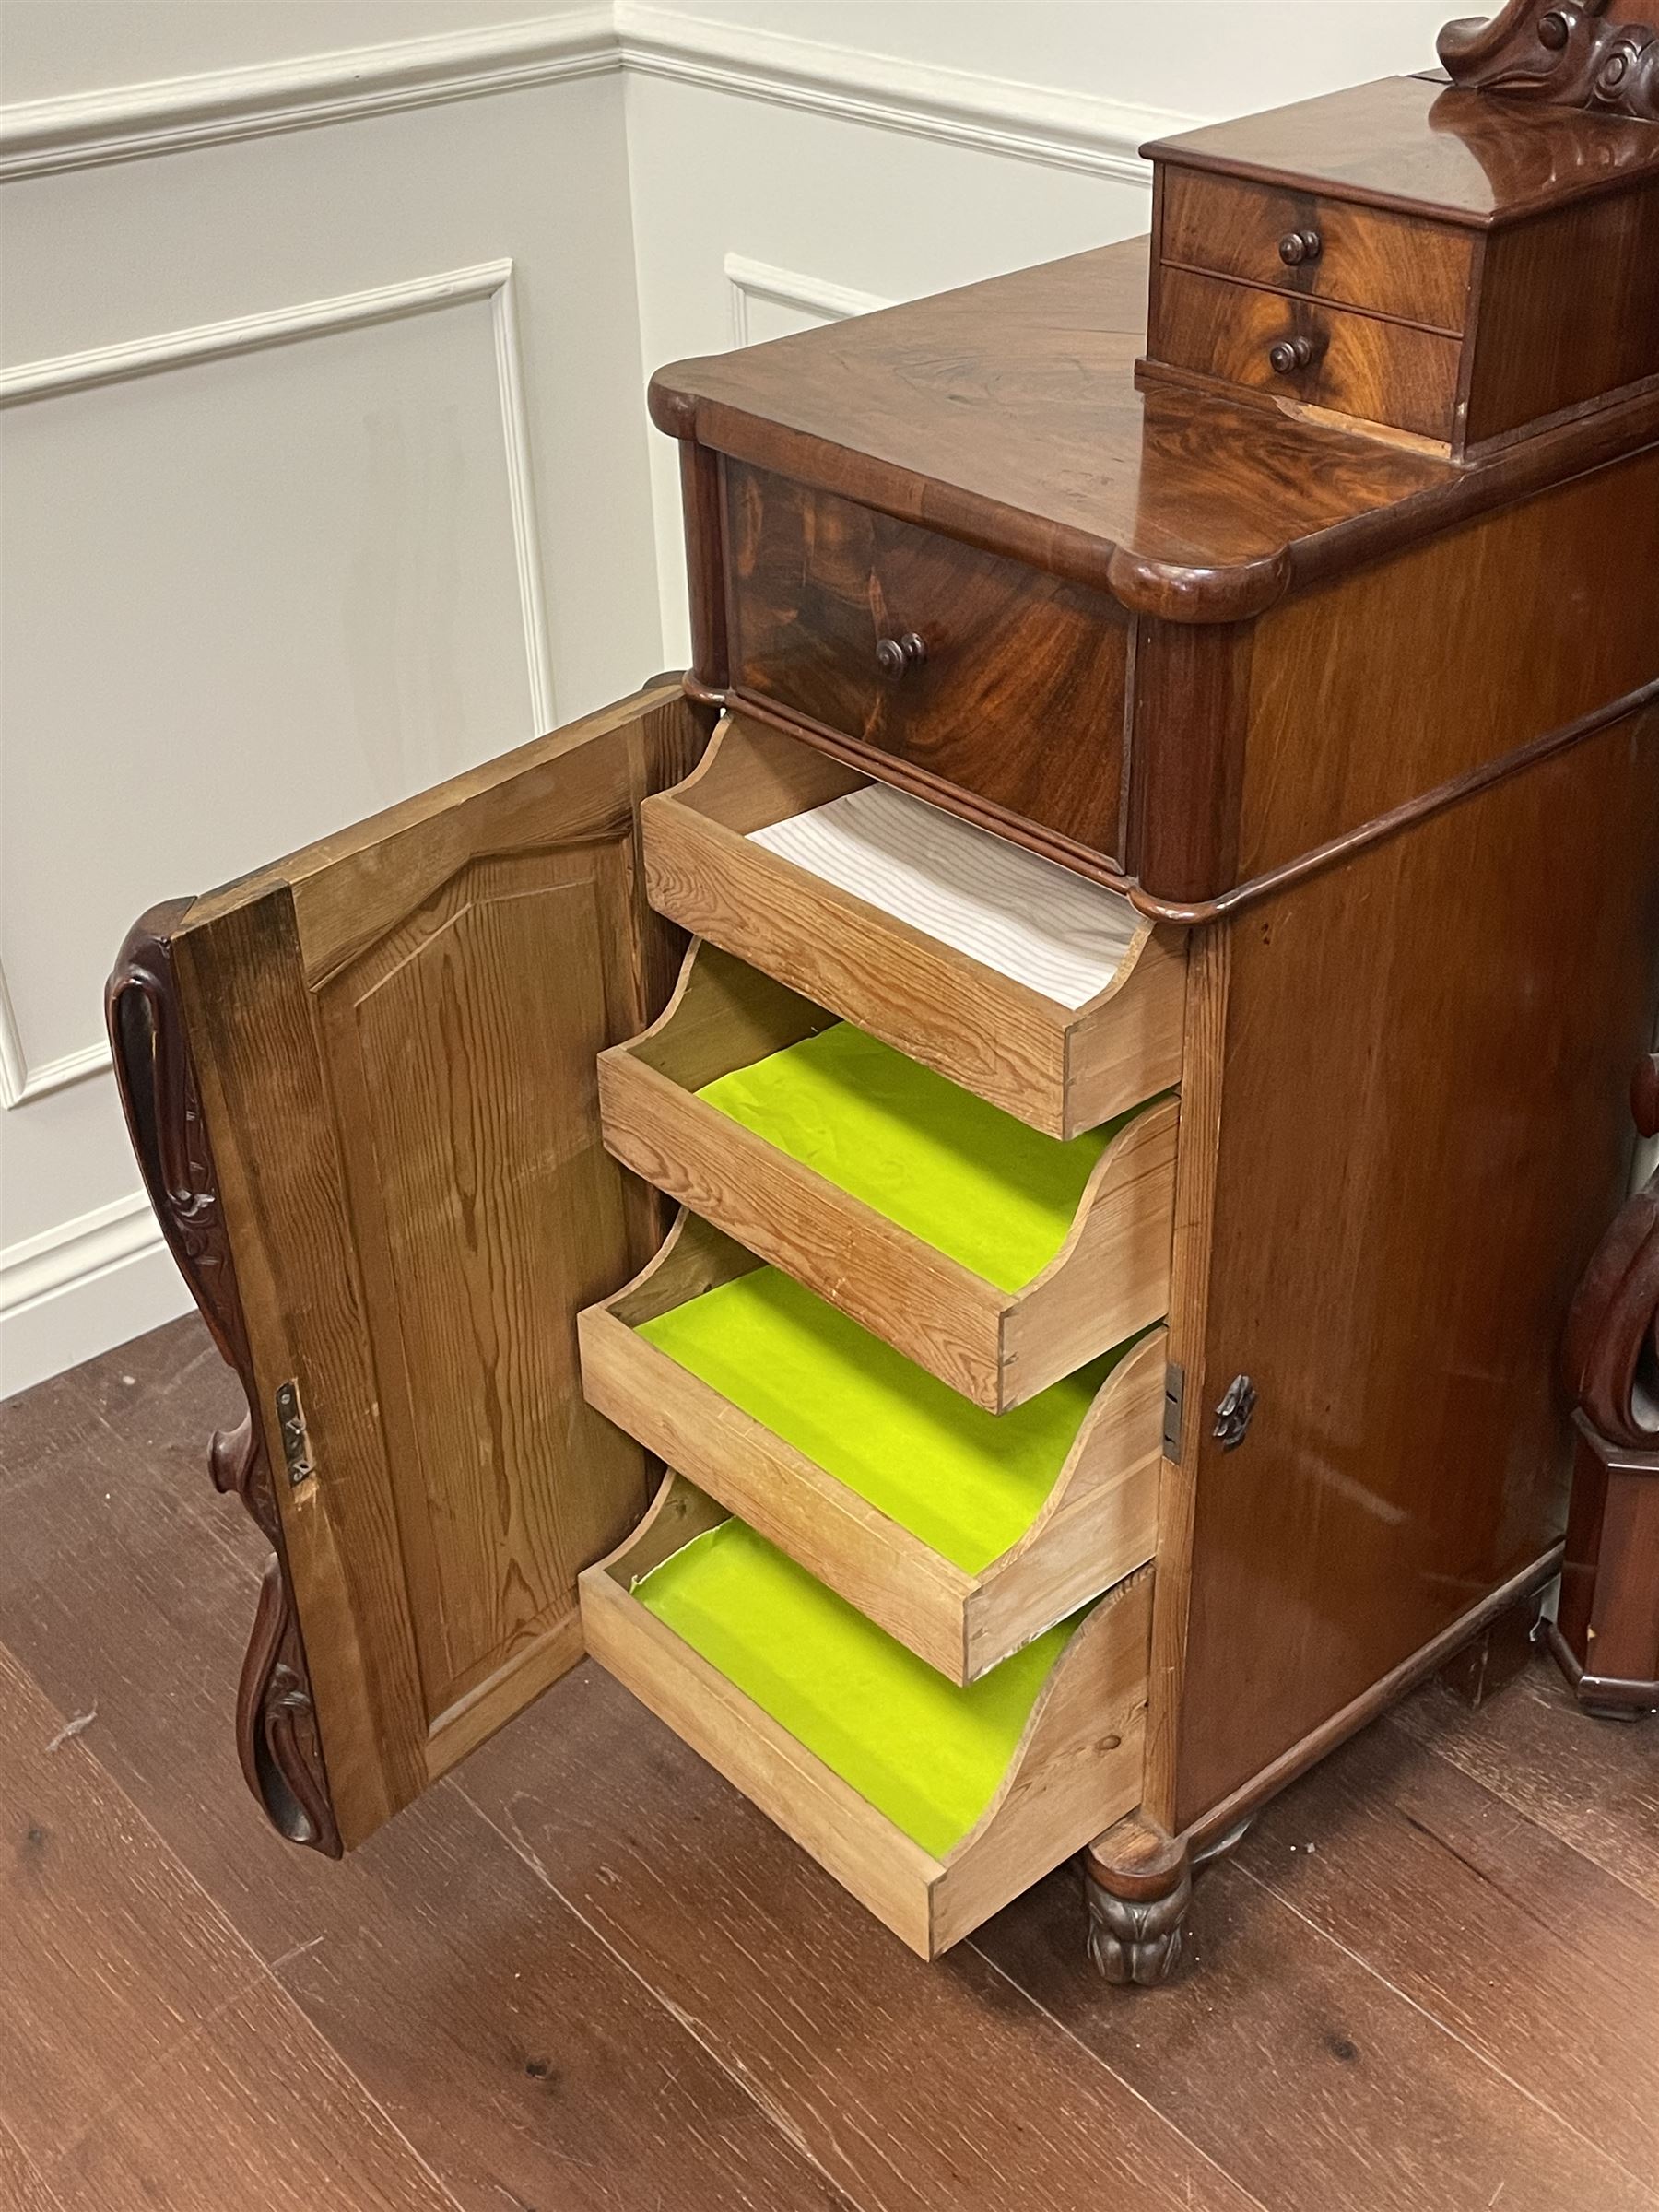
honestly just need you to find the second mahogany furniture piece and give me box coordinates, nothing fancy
[109,7,1659,1985]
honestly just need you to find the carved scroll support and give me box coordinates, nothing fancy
[1439,1,1659,121]
[1547,1051,1659,1716]
[106,908,343,1853]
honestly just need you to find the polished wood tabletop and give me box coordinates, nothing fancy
[651,230,1658,619]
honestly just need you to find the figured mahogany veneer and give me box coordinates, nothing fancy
[1150,264,1463,442]
[1143,73,1659,457]
[724,465,1131,856]
[1158,167,1476,331]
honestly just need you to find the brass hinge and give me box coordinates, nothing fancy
[274,1379,315,1488]
[1162,1361,1186,1462]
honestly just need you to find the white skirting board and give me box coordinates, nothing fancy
[749,782,1141,1011]
[0,1195,190,1396]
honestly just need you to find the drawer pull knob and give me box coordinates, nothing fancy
[1277,228,1323,266]
[1268,335,1317,376]
[876,630,928,679]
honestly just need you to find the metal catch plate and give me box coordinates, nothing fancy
[274,1379,314,1487]
[1163,1362,1186,1462]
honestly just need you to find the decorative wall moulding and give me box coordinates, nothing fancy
[0,8,618,180]
[0,1191,162,1321]
[724,254,894,347]
[0,3,1197,185]
[0,260,554,1112]
[0,963,110,1106]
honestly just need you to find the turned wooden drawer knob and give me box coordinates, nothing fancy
[1277,228,1323,266]
[875,630,928,679]
[1268,335,1318,375]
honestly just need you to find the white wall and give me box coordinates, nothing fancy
[619,0,1451,653]
[0,0,1453,1390]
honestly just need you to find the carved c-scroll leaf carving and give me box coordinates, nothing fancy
[1439,1,1659,121]
[106,907,342,1856]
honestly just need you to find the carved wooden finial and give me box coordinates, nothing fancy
[1438,1,1659,117]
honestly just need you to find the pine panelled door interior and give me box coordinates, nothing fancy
[107,0,1659,1987]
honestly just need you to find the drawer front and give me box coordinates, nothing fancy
[1159,167,1474,334]
[579,1210,1166,1684]
[641,714,1187,1142]
[597,940,1179,1415]
[1152,265,1462,441]
[724,462,1130,861]
[581,1474,1151,1959]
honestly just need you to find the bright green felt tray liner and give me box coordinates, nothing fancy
[696,1023,1138,1291]
[639,1267,1130,1573]
[635,1518,1088,1857]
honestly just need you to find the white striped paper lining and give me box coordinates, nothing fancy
[748,783,1140,1010]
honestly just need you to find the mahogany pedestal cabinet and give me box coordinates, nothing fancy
[109,5,1659,1986]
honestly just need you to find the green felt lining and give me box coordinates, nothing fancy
[634,1518,1087,1857]
[638,1266,1133,1573]
[696,1022,1140,1290]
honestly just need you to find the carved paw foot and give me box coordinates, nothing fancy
[1082,1813,1194,1988]
[1086,1864,1193,1985]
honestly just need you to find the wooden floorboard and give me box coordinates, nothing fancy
[0,1642,463,2212]
[0,1321,851,2212]
[4,1314,1656,2212]
[457,1666,1257,2212]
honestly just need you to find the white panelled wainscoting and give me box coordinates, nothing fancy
[0,0,1448,1390]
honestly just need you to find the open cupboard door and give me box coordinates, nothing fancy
[106,680,710,1853]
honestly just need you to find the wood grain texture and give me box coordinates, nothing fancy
[11,1319,1657,2212]
[1144,70,1659,223]
[1462,180,1659,448]
[106,910,338,1856]
[1143,924,1230,1832]
[0,1327,854,2212]
[599,941,1178,1412]
[642,712,1187,1139]
[1237,445,1659,883]
[0,2124,64,2212]
[1235,1706,1659,2188]
[1552,1422,1659,1710]
[581,1476,1150,1959]
[159,682,709,1849]
[1175,705,1659,1828]
[1124,619,1253,905]
[1392,1644,1659,1908]
[0,1645,460,2212]
[1158,166,1475,331]
[655,229,1659,630]
[1147,265,1462,441]
[724,464,1130,853]
[579,1211,1164,1682]
[983,1779,1656,2211]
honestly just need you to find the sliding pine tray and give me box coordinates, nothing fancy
[641,715,1186,1141]
[579,1474,1150,1959]
[579,1211,1164,1682]
[596,941,1179,1412]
